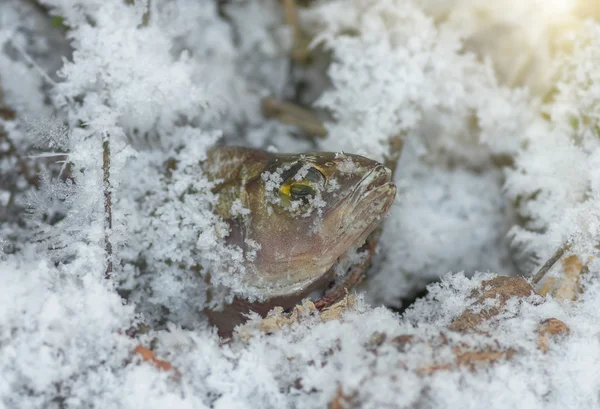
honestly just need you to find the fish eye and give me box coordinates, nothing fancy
[277,164,325,206]
[289,183,315,203]
[279,164,325,185]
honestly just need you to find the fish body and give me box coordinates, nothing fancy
[202,146,396,334]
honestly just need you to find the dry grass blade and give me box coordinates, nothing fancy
[262,97,327,137]
[531,243,570,285]
[282,0,310,63]
[103,136,113,280]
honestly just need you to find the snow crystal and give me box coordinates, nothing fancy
[336,155,358,174]
[3,0,600,408]
[293,163,312,181]
[230,198,251,217]
[261,169,284,193]
[505,21,600,269]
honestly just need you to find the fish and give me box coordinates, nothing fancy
[202,146,396,335]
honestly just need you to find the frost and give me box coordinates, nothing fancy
[336,155,358,174]
[230,198,251,217]
[304,0,530,164]
[261,169,284,193]
[244,239,262,262]
[3,0,600,407]
[505,21,600,268]
[23,116,70,150]
[293,163,312,181]
[421,0,595,97]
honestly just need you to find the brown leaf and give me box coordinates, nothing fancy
[390,335,419,352]
[449,277,536,333]
[453,346,516,371]
[133,344,178,374]
[415,344,515,375]
[539,255,585,301]
[236,294,358,342]
[537,318,570,353]
[328,386,357,409]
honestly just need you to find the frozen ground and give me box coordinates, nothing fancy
[2,0,600,408]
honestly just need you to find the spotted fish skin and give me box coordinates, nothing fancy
[202,146,396,335]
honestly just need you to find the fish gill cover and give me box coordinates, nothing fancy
[1,0,600,408]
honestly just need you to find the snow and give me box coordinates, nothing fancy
[2,0,600,408]
[364,136,514,308]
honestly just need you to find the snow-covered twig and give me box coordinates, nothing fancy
[103,135,113,280]
[531,244,570,285]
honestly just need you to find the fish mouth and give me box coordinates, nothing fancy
[347,164,394,208]
[349,182,396,242]
[363,164,392,190]
[320,164,396,255]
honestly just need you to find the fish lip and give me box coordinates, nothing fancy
[346,164,393,203]
[321,164,394,221]
[343,183,396,241]
[354,182,397,223]
[318,166,396,258]
[363,165,392,192]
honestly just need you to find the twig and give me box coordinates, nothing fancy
[383,134,405,174]
[11,40,58,88]
[103,135,113,280]
[531,244,569,285]
[25,152,69,158]
[262,97,327,137]
[282,0,310,63]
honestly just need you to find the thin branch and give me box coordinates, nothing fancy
[262,97,327,137]
[25,152,69,158]
[383,134,405,174]
[103,136,113,280]
[57,160,70,180]
[11,39,76,108]
[531,243,570,285]
[11,40,58,88]
[282,0,310,63]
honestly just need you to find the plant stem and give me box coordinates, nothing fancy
[531,244,569,285]
[103,136,113,280]
[262,96,327,137]
[282,0,310,63]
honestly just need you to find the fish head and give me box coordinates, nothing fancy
[242,151,396,297]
